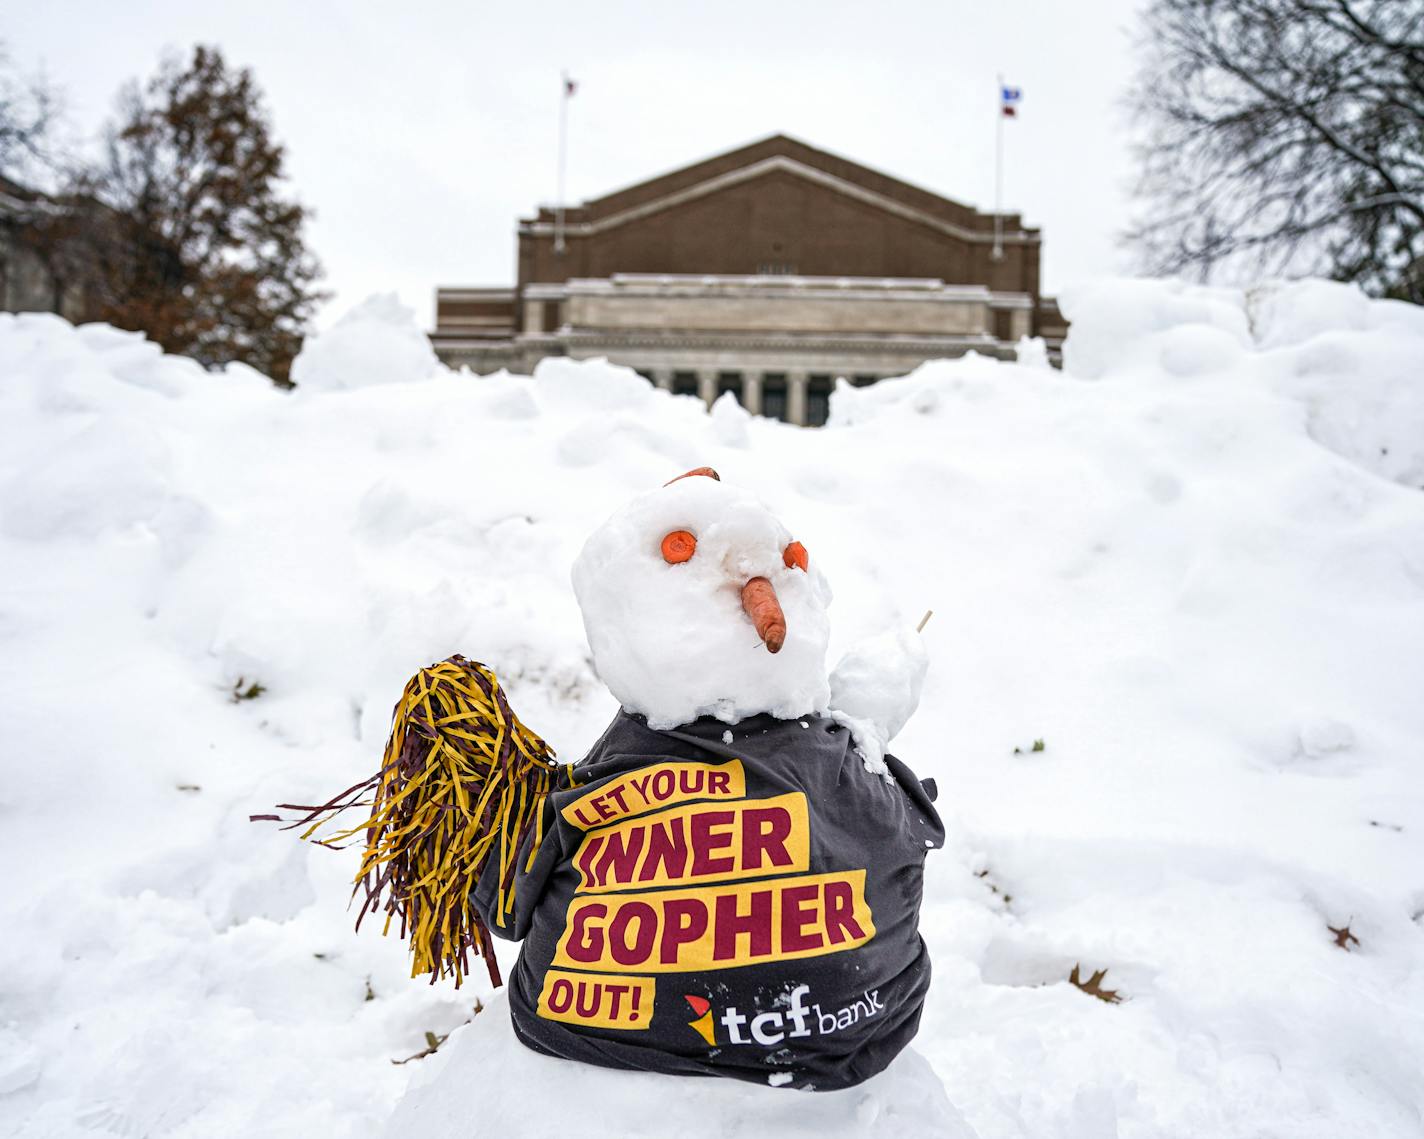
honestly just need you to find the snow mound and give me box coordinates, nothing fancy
[1048,276,1424,488]
[1058,277,1251,380]
[384,992,978,1138]
[290,293,442,390]
[3,275,1424,1138]
[1246,278,1424,349]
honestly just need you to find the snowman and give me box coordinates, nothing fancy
[463,466,945,1091]
[268,465,945,1095]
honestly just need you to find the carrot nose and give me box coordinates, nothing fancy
[741,577,786,653]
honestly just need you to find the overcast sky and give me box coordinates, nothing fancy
[11,0,1147,329]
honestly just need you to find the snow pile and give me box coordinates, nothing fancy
[1058,277,1253,382]
[289,292,442,390]
[1060,277,1424,488]
[2,281,1423,1138]
[382,990,978,1138]
[572,474,832,729]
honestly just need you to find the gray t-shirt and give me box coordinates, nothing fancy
[473,709,944,1091]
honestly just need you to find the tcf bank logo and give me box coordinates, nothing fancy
[684,984,885,1046]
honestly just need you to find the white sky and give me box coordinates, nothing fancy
[10,0,1147,329]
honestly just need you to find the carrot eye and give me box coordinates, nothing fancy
[662,530,697,564]
[783,541,808,571]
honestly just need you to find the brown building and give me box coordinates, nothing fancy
[432,134,1067,425]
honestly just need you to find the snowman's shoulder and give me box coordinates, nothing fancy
[784,720,945,847]
[704,715,886,801]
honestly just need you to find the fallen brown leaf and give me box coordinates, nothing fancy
[1069,964,1123,1004]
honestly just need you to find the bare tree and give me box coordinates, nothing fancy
[1125,0,1424,302]
[0,46,61,184]
[1,47,78,317]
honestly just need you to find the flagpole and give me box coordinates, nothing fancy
[556,71,569,255]
[993,72,1004,262]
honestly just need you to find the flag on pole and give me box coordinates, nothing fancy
[993,77,1018,260]
[556,73,576,252]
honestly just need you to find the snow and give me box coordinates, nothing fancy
[382,992,977,1137]
[710,388,752,446]
[288,293,442,391]
[828,624,930,773]
[571,473,832,729]
[2,279,1423,1138]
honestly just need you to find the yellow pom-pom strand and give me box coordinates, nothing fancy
[256,656,558,988]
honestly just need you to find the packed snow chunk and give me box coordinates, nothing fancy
[572,474,831,729]
[1297,717,1357,760]
[710,388,751,446]
[1060,278,1251,380]
[826,372,917,428]
[826,354,1009,429]
[1014,335,1052,370]
[474,373,541,420]
[384,996,979,1139]
[828,624,929,772]
[533,355,658,414]
[289,293,443,391]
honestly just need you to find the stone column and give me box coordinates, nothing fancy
[522,301,545,334]
[652,370,672,392]
[742,373,762,415]
[787,371,809,427]
[697,370,718,407]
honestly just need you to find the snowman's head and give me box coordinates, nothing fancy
[572,468,832,730]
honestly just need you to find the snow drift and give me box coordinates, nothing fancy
[1,277,1422,1138]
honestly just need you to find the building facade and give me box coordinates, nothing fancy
[432,134,1067,425]
[0,176,92,323]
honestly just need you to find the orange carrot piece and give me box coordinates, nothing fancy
[741,577,786,653]
[661,530,697,564]
[663,467,721,486]
[783,541,808,571]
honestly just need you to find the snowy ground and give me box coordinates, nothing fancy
[2,281,1422,1138]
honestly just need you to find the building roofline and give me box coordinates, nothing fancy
[522,154,1037,247]
[555,133,1025,232]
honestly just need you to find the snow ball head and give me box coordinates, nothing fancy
[572,469,832,730]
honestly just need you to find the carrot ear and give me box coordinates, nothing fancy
[664,466,721,487]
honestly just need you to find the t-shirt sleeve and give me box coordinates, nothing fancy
[882,751,947,852]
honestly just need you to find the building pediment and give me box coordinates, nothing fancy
[524,134,1035,247]
[524,152,1036,247]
